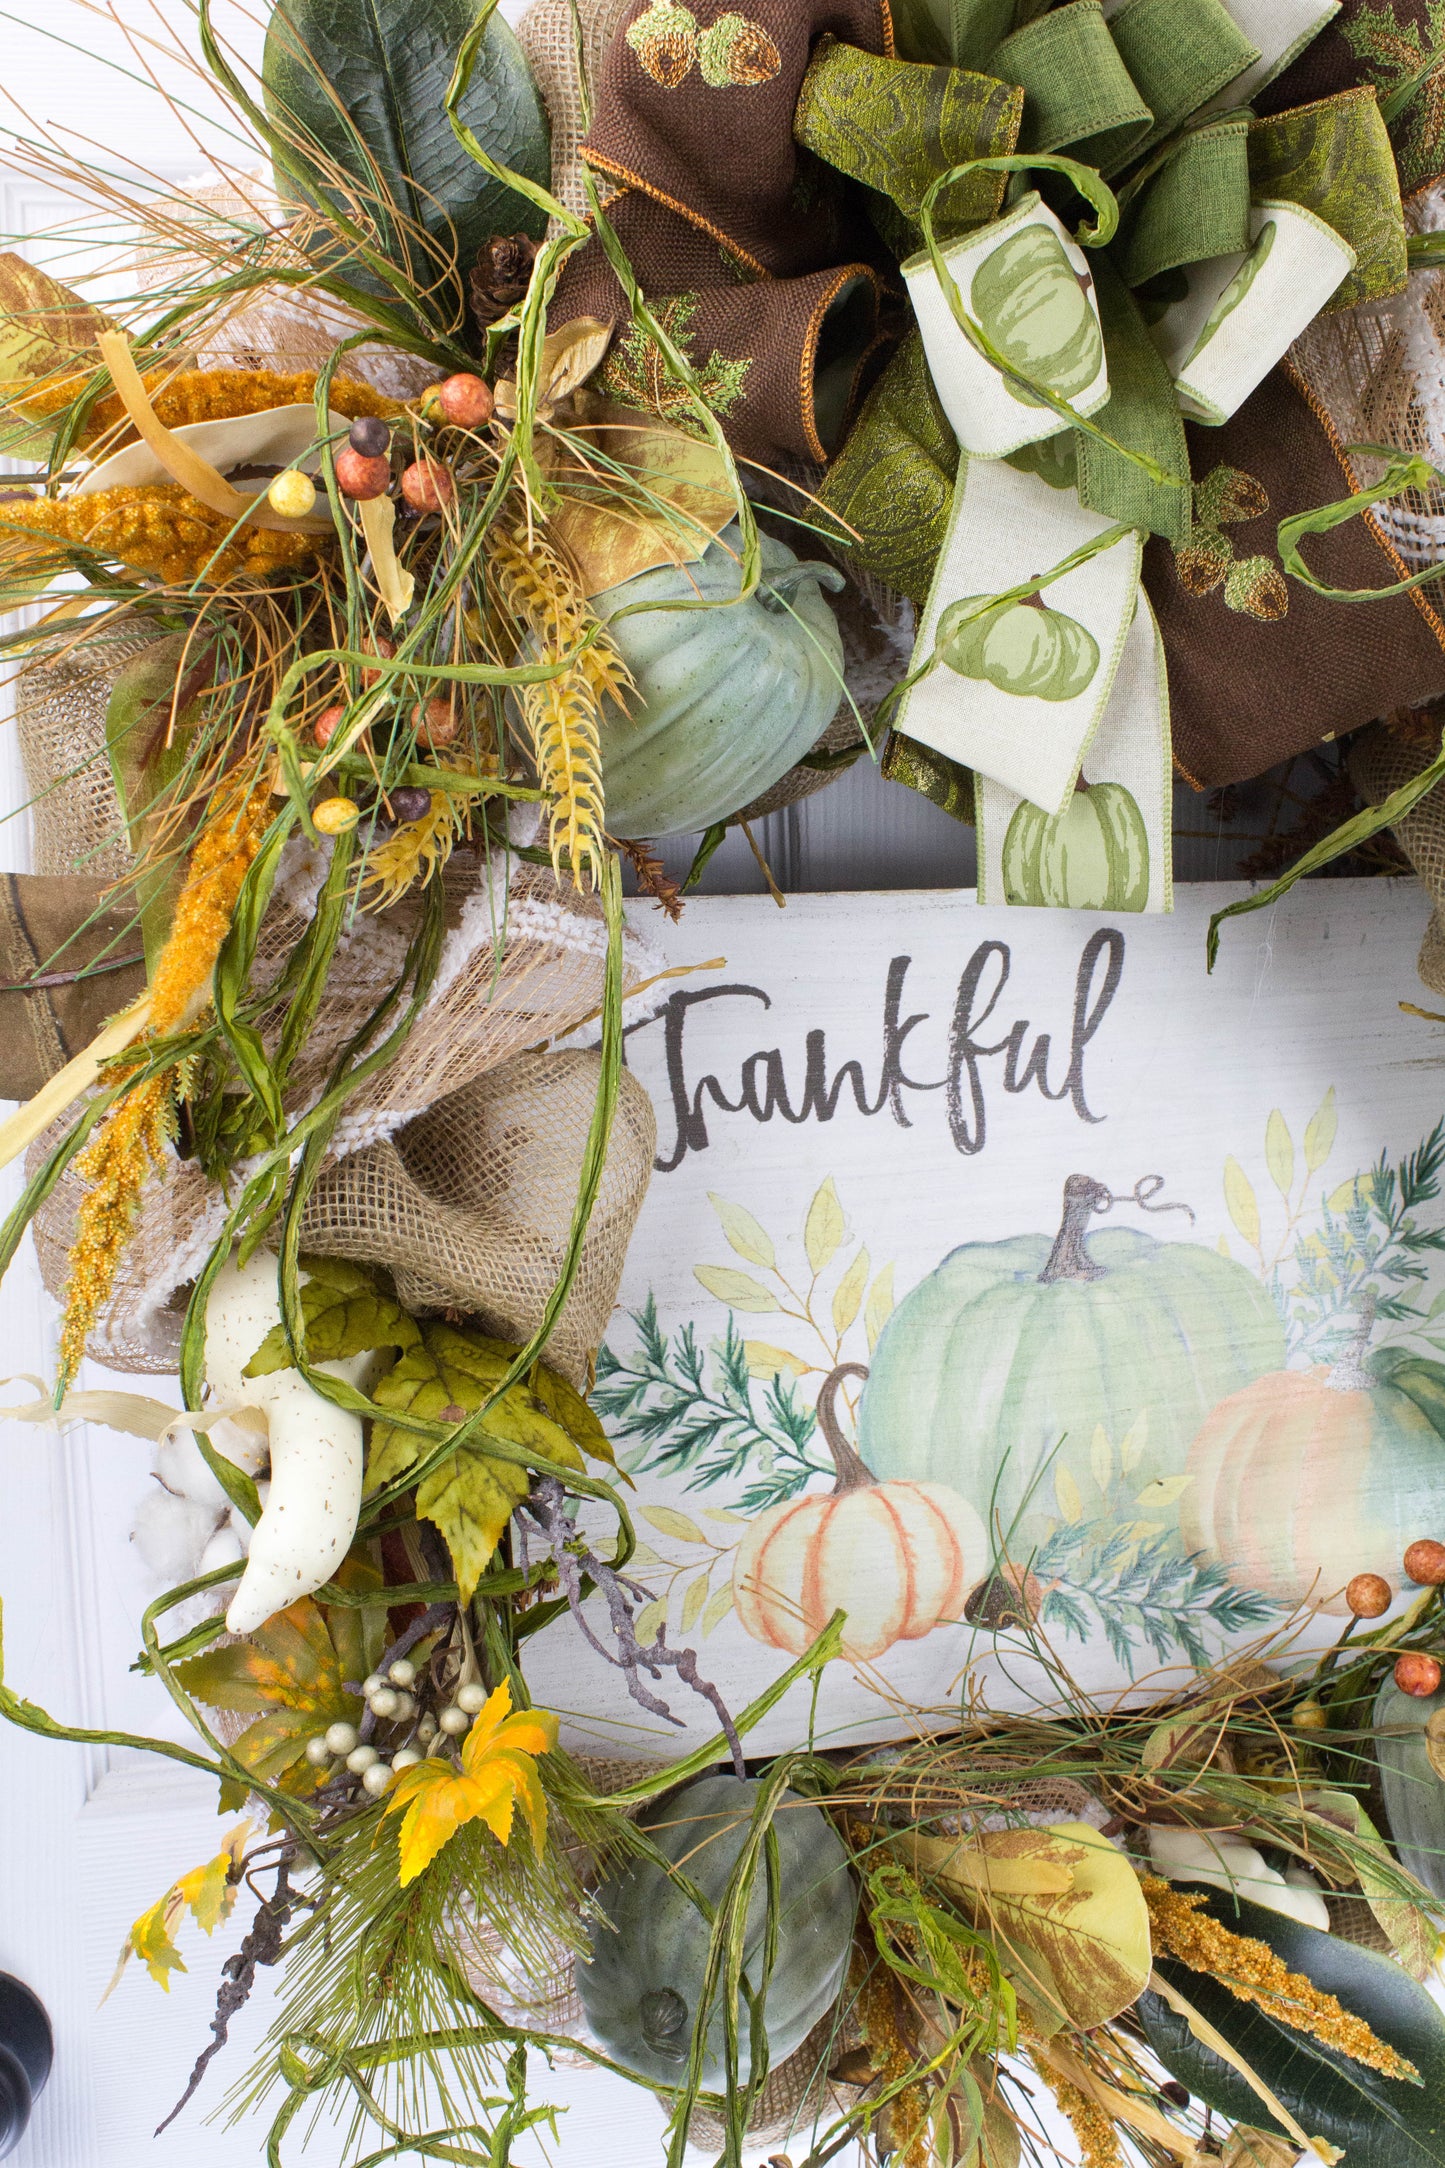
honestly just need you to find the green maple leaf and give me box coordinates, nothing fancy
[368,1323,589,1600]
[243,1256,422,1378]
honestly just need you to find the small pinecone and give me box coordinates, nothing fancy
[469,234,540,329]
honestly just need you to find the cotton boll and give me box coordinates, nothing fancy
[198,1524,246,1577]
[132,1488,221,1585]
[154,1431,231,1511]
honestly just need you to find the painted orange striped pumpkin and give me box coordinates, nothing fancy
[731,1363,987,1661]
[1180,1337,1445,1614]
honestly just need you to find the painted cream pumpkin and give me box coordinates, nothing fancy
[1180,1331,1445,1613]
[732,1364,987,1661]
[970,223,1102,406]
[1002,780,1150,912]
[938,592,1099,703]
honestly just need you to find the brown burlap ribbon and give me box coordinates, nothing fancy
[0,876,146,1101]
[552,0,898,465]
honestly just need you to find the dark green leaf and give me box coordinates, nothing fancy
[1138,1883,1445,2165]
[243,1255,421,1377]
[262,0,549,319]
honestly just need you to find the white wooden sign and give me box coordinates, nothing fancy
[526,880,1445,1756]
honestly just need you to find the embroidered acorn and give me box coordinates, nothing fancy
[625,0,699,88]
[1222,554,1288,622]
[697,10,782,86]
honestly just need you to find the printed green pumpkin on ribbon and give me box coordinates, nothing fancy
[938,592,1099,703]
[592,519,845,838]
[1003,780,1149,912]
[969,224,1103,409]
[577,1774,856,2089]
[857,1174,1284,1550]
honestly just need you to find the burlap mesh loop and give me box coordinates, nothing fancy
[15,626,156,879]
[1349,716,1445,994]
[299,1050,657,1386]
[517,0,634,225]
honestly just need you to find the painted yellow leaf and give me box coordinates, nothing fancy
[1089,1426,1112,1494]
[864,1263,896,1354]
[701,1507,749,1526]
[743,1340,811,1381]
[681,1572,710,1632]
[908,1824,1151,2032]
[709,1193,775,1269]
[693,1263,777,1312]
[1264,1109,1294,1201]
[804,1176,845,1276]
[1054,1465,1083,1524]
[385,1683,557,1885]
[1329,1173,1375,1213]
[832,1246,870,1337]
[701,1583,734,1635]
[634,1597,666,1647]
[1133,1474,1193,1511]
[1117,1409,1147,1473]
[1217,1234,1230,1258]
[1304,1086,1337,1175]
[642,1504,706,1544]
[1224,1156,1261,1249]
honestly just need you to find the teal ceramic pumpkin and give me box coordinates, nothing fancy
[576,1774,855,2088]
[1002,781,1150,911]
[938,594,1099,703]
[592,521,845,838]
[970,223,1103,407]
[1374,1673,1445,1901]
[857,1174,1285,1545]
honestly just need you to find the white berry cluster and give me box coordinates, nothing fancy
[305,1663,489,1799]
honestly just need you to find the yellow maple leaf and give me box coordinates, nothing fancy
[105,1821,251,1996]
[384,1684,558,1887]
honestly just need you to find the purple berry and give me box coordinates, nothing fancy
[389,786,432,824]
[348,415,390,458]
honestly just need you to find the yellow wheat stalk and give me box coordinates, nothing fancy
[57,772,272,1385]
[360,787,464,912]
[21,366,397,448]
[487,521,630,889]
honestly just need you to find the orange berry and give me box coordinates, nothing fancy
[1394,1651,1443,1697]
[433,372,493,427]
[1346,1572,1393,1619]
[1405,1538,1445,1587]
[413,694,459,748]
[335,447,391,500]
[401,458,454,512]
[312,704,345,749]
[360,634,395,689]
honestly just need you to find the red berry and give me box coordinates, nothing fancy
[359,634,395,689]
[1394,1652,1443,1697]
[335,447,391,501]
[312,704,345,749]
[413,694,459,748]
[1405,1538,1445,1587]
[433,372,494,428]
[1346,1572,1393,1619]
[400,458,454,513]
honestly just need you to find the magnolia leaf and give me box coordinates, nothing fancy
[805,1176,845,1275]
[1140,1883,1445,2166]
[1140,1712,1228,1774]
[1305,1086,1337,1175]
[693,1264,777,1312]
[833,1246,870,1337]
[864,1263,895,1353]
[1224,1156,1261,1249]
[642,1504,706,1545]
[908,1824,1151,2032]
[1426,1708,1445,1784]
[539,317,613,406]
[743,1340,811,1381]
[244,1256,420,1377]
[709,1192,775,1269]
[701,1583,734,1636]
[1265,1110,1294,1201]
[360,493,415,625]
[1293,1789,1441,1981]
[0,251,113,455]
[680,1572,710,1632]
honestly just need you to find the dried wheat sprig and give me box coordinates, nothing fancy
[487,520,630,889]
[1142,1877,1417,2081]
[1027,2055,1126,2168]
[359,784,471,912]
[55,770,273,1383]
[0,485,325,586]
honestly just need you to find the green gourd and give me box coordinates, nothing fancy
[593,521,845,838]
[1002,781,1150,911]
[938,594,1099,703]
[576,1774,856,2088]
[1374,1673,1445,1900]
[970,224,1103,407]
[857,1173,1285,1549]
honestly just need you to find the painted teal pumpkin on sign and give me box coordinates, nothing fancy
[970,224,1103,407]
[592,520,845,838]
[938,593,1099,703]
[857,1174,1285,1550]
[1003,781,1150,911]
[577,1774,856,2088]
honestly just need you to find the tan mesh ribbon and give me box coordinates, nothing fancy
[1349,716,1445,995]
[16,626,157,879]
